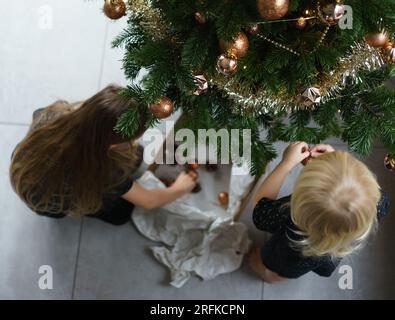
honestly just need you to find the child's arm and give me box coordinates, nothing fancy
[122,171,196,210]
[252,142,310,207]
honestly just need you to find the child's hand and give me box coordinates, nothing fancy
[171,171,197,194]
[281,142,311,171]
[310,144,335,158]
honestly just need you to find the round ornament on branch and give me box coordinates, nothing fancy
[194,12,206,24]
[219,32,249,59]
[384,154,395,172]
[193,74,208,95]
[317,0,345,25]
[364,31,389,48]
[149,97,174,119]
[257,0,289,21]
[216,54,238,76]
[103,0,127,20]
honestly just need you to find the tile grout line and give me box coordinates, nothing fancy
[0,122,29,127]
[71,218,84,300]
[98,21,110,90]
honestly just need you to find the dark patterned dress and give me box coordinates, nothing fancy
[253,191,390,279]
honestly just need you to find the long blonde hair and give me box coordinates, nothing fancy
[10,85,146,216]
[290,151,381,258]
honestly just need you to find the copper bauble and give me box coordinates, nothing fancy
[195,12,206,24]
[160,179,175,187]
[219,32,249,59]
[216,54,238,76]
[103,0,126,20]
[384,154,395,172]
[188,170,199,180]
[257,0,289,21]
[192,183,202,193]
[317,0,345,25]
[365,32,389,48]
[188,163,199,171]
[218,192,229,206]
[149,97,174,119]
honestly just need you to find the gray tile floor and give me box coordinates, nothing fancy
[1,1,394,300]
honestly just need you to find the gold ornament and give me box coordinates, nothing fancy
[247,24,260,35]
[188,170,199,180]
[384,154,395,172]
[218,192,229,206]
[219,32,249,59]
[385,46,395,64]
[216,54,238,76]
[188,163,199,171]
[257,0,289,21]
[193,74,208,95]
[103,0,126,20]
[295,17,307,29]
[194,12,206,24]
[317,0,345,25]
[149,97,174,119]
[298,87,322,108]
[365,31,389,48]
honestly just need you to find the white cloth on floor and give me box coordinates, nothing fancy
[132,165,254,288]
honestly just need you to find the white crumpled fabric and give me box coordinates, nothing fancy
[132,164,254,288]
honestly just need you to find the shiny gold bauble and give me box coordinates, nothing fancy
[219,32,249,59]
[365,31,389,48]
[317,0,345,25]
[384,154,395,172]
[149,97,174,119]
[256,0,289,21]
[216,54,238,76]
[218,192,229,206]
[103,0,126,20]
[195,12,206,24]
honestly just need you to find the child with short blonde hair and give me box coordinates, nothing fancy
[249,142,389,283]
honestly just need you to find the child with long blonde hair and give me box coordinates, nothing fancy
[249,142,389,283]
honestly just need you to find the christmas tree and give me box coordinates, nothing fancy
[103,0,395,175]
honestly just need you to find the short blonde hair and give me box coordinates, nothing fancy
[290,151,381,258]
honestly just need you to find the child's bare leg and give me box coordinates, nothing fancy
[248,247,286,284]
